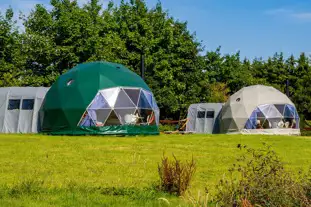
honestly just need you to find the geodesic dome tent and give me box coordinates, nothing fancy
[0,87,49,133]
[40,61,159,135]
[220,85,300,135]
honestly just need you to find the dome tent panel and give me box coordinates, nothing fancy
[104,110,121,126]
[100,88,120,108]
[220,85,300,135]
[88,93,110,109]
[79,112,95,127]
[142,90,154,107]
[123,88,140,105]
[138,90,152,109]
[87,109,112,125]
[114,89,136,108]
[40,61,159,135]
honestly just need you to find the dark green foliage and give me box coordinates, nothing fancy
[158,154,196,196]
[1,0,311,121]
[215,143,311,206]
[158,124,176,132]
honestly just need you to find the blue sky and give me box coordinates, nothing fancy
[1,0,311,60]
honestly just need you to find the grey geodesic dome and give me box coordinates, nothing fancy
[220,85,300,135]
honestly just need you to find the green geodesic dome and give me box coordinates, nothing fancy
[40,61,160,135]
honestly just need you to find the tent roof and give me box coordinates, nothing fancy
[0,87,50,99]
[228,85,294,107]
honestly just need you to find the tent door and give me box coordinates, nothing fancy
[204,110,215,133]
[195,108,215,134]
[195,110,205,133]
[18,99,35,133]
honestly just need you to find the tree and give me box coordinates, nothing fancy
[291,53,311,119]
[0,8,23,86]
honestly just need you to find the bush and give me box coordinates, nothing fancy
[159,124,176,132]
[214,143,311,207]
[158,154,196,196]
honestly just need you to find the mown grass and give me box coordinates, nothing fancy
[0,134,310,206]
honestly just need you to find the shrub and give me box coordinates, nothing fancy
[159,124,176,132]
[214,143,311,207]
[158,153,196,196]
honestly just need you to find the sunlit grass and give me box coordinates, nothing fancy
[0,134,310,206]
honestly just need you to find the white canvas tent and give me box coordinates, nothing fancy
[220,85,300,135]
[0,87,49,133]
[186,103,223,134]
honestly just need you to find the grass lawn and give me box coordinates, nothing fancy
[0,134,310,206]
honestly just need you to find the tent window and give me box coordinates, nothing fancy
[197,111,205,118]
[67,79,74,86]
[22,99,34,110]
[8,99,21,110]
[206,111,214,118]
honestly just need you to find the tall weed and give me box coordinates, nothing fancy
[158,153,196,196]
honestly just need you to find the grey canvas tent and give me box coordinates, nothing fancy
[0,87,49,133]
[186,103,223,134]
[220,85,300,135]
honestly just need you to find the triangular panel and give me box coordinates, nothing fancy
[104,110,121,126]
[124,88,140,106]
[274,104,285,115]
[138,91,152,109]
[152,96,159,110]
[87,109,111,126]
[142,90,153,107]
[115,108,137,125]
[255,108,265,118]
[79,112,95,127]
[265,105,282,118]
[284,105,294,118]
[262,119,271,129]
[245,119,255,129]
[100,88,120,108]
[114,89,136,108]
[89,93,110,109]
[258,104,271,117]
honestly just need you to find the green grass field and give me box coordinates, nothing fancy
[0,134,310,206]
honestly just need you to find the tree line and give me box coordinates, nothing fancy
[1,0,311,121]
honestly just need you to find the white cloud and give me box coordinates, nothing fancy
[265,7,311,22]
[264,8,291,15]
[291,12,311,20]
